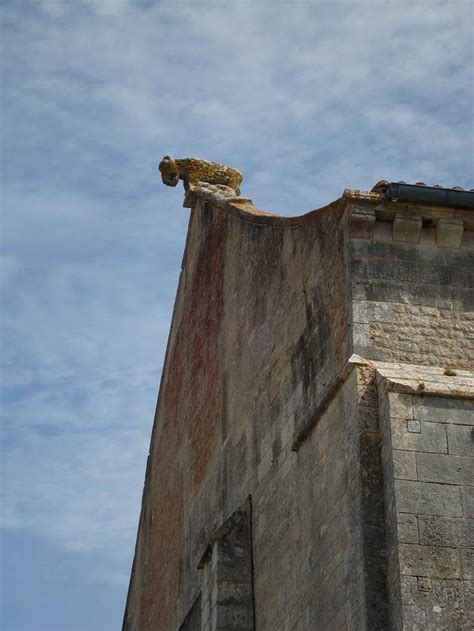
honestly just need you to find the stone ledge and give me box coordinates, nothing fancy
[177,185,474,237]
[343,192,474,238]
[349,355,474,399]
[185,183,347,228]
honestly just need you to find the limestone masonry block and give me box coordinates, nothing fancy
[388,393,414,419]
[402,604,426,628]
[352,299,393,324]
[391,420,448,453]
[461,549,474,580]
[436,218,464,248]
[447,424,474,456]
[398,543,462,579]
[393,450,417,480]
[413,397,474,426]
[393,213,422,243]
[395,480,463,517]
[350,207,376,239]
[373,220,393,241]
[407,420,421,434]
[418,515,474,548]
[416,452,474,486]
[461,487,474,518]
[397,514,419,544]
[352,322,370,348]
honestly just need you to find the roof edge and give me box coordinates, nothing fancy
[185,183,343,227]
[345,183,474,211]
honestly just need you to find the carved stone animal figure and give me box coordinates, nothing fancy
[158,156,243,195]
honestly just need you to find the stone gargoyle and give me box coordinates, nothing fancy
[158,155,243,196]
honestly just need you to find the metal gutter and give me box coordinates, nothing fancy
[383,183,474,209]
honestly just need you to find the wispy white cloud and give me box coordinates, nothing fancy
[5,1,472,202]
[3,427,150,556]
[1,185,181,564]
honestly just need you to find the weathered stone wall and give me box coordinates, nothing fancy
[199,504,254,631]
[353,301,474,370]
[124,195,354,630]
[348,358,474,631]
[350,206,474,370]
[253,372,368,629]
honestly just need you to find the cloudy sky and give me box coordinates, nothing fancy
[1,1,473,629]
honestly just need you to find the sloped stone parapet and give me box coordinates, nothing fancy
[124,184,354,630]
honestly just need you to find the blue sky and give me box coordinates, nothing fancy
[1,1,473,629]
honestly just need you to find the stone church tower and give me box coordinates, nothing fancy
[123,168,473,630]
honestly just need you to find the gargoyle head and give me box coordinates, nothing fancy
[158,155,180,187]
